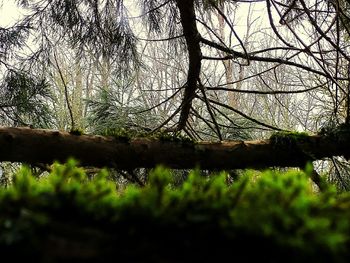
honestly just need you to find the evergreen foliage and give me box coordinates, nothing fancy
[0,70,53,127]
[0,160,350,262]
[87,88,160,134]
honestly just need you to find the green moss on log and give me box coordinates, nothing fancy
[0,160,349,262]
[69,128,84,136]
[270,131,310,148]
[99,128,195,145]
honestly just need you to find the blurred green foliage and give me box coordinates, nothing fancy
[0,160,350,262]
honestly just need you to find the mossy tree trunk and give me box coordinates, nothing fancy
[0,127,349,169]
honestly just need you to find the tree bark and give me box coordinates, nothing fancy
[175,0,202,130]
[0,127,349,169]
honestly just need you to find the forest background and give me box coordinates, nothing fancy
[0,0,350,188]
[2,1,350,262]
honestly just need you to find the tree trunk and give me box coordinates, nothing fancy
[175,0,202,130]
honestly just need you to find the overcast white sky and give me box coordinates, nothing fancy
[0,1,289,58]
[0,1,25,27]
[0,1,268,30]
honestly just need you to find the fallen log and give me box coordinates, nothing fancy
[0,127,348,169]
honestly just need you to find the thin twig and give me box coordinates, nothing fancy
[53,51,75,129]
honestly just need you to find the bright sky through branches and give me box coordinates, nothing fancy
[0,1,25,27]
